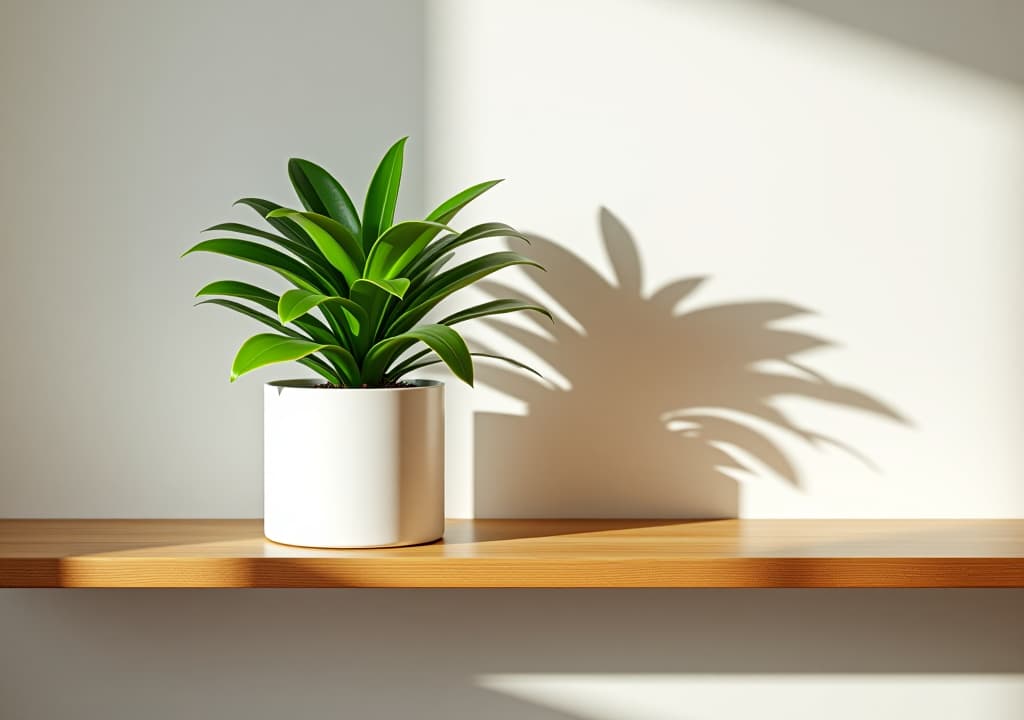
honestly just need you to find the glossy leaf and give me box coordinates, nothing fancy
[182,238,323,292]
[198,298,304,338]
[363,324,473,386]
[189,138,548,388]
[352,276,410,299]
[361,137,406,250]
[235,198,314,249]
[202,222,282,243]
[420,252,454,284]
[196,281,336,344]
[231,333,359,385]
[267,209,362,286]
[196,300,340,384]
[348,280,391,357]
[196,280,278,311]
[203,218,346,293]
[390,252,543,334]
[404,222,530,284]
[278,288,367,335]
[426,179,502,225]
[364,220,452,280]
[288,158,361,238]
[389,351,543,383]
[439,299,553,327]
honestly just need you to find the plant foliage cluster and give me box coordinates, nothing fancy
[184,138,549,387]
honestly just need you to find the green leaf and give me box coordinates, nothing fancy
[404,222,530,284]
[288,158,361,238]
[298,212,366,265]
[363,324,473,386]
[203,219,348,294]
[470,352,544,378]
[196,280,278,311]
[296,358,341,386]
[197,298,306,338]
[439,299,552,326]
[195,281,336,344]
[202,222,283,243]
[348,280,390,357]
[235,198,315,249]
[426,179,502,224]
[278,289,367,335]
[420,252,455,284]
[388,351,544,383]
[390,252,543,334]
[364,220,452,281]
[352,276,410,299]
[267,209,362,286]
[195,300,341,385]
[182,238,323,292]
[383,346,433,379]
[230,333,358,385]
[361,137,406,251]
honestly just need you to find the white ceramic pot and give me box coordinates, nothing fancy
[263,379,445,548]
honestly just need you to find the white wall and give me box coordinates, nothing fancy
[427,0,1024,519]
[1,1,1022,719]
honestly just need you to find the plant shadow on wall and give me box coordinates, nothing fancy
[471,209,906,517]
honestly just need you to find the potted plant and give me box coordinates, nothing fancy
[184,138,548,548]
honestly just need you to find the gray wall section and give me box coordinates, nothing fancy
[2,589,1022,719]
[0,0,425,517]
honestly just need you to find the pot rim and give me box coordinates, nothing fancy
[266,378,443,392]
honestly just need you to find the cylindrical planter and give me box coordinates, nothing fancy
[263,379,444,548]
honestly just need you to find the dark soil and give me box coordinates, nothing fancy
[314,381,414,389]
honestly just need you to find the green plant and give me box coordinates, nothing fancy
[184,138,549,387]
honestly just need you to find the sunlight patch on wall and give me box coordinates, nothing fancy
[478,674,1024,719]
[426,0,1024,518]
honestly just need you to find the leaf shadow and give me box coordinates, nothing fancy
[471,208,907,518]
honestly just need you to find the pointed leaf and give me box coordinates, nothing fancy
[390,252,543,334]
[476,280,564,334]
[352,276,410,299]
[404,222,530,284]
[203,222,283,242]
[295,211,366,265]
[278,288,367,335]
[230,333,358,385]
[364,220,452,280]
[470,352,544,379]
[203,218,347,294]
[440,299,552,327]
[182,238,322,292]
[348,280,391,355]
[195,281,336,344]
[197,298,307,339]
[297,358,341,386]
[426,179,502,224]
[388,352,543,383]
[288,158,361,237]
[361,137,406,250]
[421,252,455,284]
[235,198,315,249]
[363,324,473,386]
[195,299,340,385]
[196,280,278,311]
[267,209,362,286]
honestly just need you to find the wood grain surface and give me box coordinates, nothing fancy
[1,519,1022,588]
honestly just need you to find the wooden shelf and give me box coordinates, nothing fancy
[1,519,1022,588]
